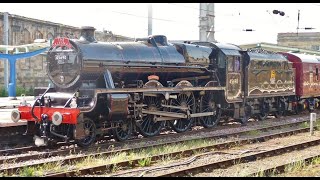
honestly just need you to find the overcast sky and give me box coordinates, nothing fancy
[1,3,320,45]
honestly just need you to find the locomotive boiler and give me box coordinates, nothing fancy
[11,26,303,147]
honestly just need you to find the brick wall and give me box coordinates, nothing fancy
[278,32,320,51]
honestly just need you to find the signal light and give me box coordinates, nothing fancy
[272,10,285,16]
[243,29,255,32]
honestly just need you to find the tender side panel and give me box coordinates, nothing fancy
[246,53,295,98]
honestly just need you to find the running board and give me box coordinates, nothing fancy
[190,112,214,118]
[142,110,214,119]
[142,110,187,119]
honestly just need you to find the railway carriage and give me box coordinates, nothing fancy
[281,52,320,111]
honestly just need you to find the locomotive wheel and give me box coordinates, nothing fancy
[199,91,221,128]
[257,102,269,121]
[137,96,164,137]
[112,119,132,141]
[241,104,252,125]
[76,118,96,147]
[275,99,286,118]
[169,92,195,133]
[292,99,303,115]
[257,112,268,121]
[292,104,299,115]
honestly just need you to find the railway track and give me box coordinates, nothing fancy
[0,114,308,167]
[0,119,315,177]
[45,126,318,177]
[245,154,320,177]
[0,126,33,148]
[152,137,320,177]
[0,111,310,156]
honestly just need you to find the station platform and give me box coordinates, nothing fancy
[0,96,35,109]
[0,96,35,127]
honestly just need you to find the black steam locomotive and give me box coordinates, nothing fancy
[11,26,298,147]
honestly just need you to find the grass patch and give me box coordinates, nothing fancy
[299,119,320,129]
[0,86,33,97]
[315,120,320,128]
[284,160,306,173]
[244,130,261,136]
[299,122,309,128]
[251,168,280,177]
[310,156,320,165]
[16,86,34,96]
[137,157,152,167]
[0,86,8,97]
[19,167,38,177]
[67,138,221,176]
[7,161,63,177]
[276,157,320,177]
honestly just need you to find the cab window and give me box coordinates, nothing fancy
[234,56,241,72]
[228,56,241,72]
[228,57,234,72]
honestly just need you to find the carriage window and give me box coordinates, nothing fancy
[316,68,319,81]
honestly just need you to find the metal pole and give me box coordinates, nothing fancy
[310,113,316,136]
[3,12,9,92]
[148,4,152,36]
[8,58,17,99]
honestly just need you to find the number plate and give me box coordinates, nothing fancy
[55,54,68,64]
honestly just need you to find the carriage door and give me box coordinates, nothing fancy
[226,55,242,102]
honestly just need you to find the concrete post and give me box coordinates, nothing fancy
[206,3,215,42]
[199,3,215,42]
[199,3,207,41]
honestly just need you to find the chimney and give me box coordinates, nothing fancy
[79,26,97,43]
